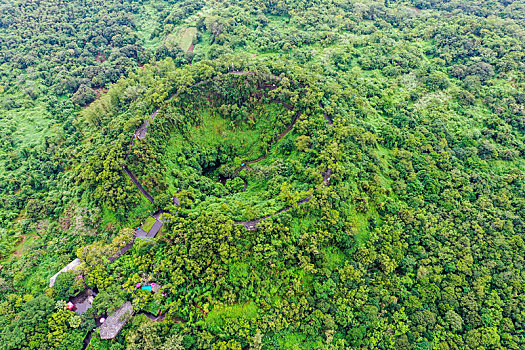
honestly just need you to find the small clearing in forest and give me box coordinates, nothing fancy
[179,27,197,52]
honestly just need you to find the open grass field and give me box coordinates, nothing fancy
[165,26,198,52]
[163,101,292,169]
[0,102,53,161]
[179,27,197,52]
[7,106,52,147]
[188,110,266,158]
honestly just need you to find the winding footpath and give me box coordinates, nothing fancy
[122,71,334,230]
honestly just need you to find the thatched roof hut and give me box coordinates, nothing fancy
[99,301,134,339]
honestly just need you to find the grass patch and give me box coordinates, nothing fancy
[489,158,525,173]
[134,1,167,50]
[323,247,346,270]
[179,27,197,51]
[165,27,197,52]
[228,262,249,282]
[205,302,258,329]
[275,331,323,350]
[12,233,35,259]
[142,216,156,232]
[354,213,372,246]
[351,206,381,248]
[100,207,118,232]
[163,101,293,181]
[187,109,268,160]
[290,216,315,240]
[0,102,54,176]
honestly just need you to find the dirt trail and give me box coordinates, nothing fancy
[320,102,334,125]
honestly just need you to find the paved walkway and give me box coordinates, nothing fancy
[122,166,155,203]
[135,228,148,237]
[147,220,163,238]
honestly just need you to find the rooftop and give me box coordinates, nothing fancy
[99,301,134,340]
[70,289,96,314]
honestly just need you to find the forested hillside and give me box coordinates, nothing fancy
[0,0,524,349]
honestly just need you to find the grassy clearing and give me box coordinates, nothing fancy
[135,0,167,50]
[164,102,291,170]
[206,302,258,329]
[489,158,525,173]
[323,247,346,270]
[100,207,118,232]
[189,110,267,159]
[165,26,197,52]
[0,101,54,180]
[354,212,373,246]
[142,216,156,232]
[0,102,53,147]
[191,31,213,56]
[277,332,323,349]
[9,106,52,148]
[179,27,197,51]
[12,233,34,259]
[290,217,313,239]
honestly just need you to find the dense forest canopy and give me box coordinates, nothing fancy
[0,0,524,349]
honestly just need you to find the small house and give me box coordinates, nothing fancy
[70,289,97,314]
[99,301,134,340]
